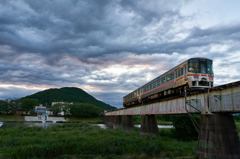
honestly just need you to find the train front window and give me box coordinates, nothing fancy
[188,59,199,73]
[207,60,213,74]
[188,59,213,74]
[199,59,207,74]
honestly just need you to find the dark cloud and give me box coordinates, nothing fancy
[0,0,240,108]
[0,0,190,57]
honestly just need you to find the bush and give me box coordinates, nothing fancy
[234,114,240,121]
[171,114,200,141]
[70,103,102,117]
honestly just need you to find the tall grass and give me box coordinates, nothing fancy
[0,122,197,159]
[0,114,25,121]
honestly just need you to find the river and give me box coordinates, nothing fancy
[0,122,173,129]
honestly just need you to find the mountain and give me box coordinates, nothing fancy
[21,87,117,110]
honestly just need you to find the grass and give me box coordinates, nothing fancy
[235,121,240,134]
[0,114,104,124]
[0,122,197,159]
[0,114,25,121]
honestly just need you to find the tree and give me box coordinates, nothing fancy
[171,114,200,141]
[20,99,38,114]
[0,99,9,114]
[70,103,102,117]
[50,103,63,115]
[62,102,71,115]
[6,98,21,114]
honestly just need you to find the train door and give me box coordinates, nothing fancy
[183,65,187,81]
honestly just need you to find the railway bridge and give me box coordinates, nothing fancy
[101,80,240,159]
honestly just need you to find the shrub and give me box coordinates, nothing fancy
[70,103,102,117]
[171,114,200,141]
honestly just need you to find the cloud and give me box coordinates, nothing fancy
[0,0,240,108]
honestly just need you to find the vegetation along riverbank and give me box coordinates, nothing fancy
[0,121,197,159]
[1,114,240,158]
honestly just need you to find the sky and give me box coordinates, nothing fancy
[0,0,240,108]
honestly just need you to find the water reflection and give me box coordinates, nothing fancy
[91,124,173,129]
[135,125,174,128]
[91,124,107,129]
[0,122,174,129]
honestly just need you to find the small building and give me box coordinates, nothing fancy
[34,104,53,121]
[35,104,52,115]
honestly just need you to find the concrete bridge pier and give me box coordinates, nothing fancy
[122,115,134,131]
[113,116,122,129]
[99,116,104,121]
[103,116,109,126]
[104,116,113,128]
[139,114,159,135]
[196,114,240,159]
[107,116,114,128]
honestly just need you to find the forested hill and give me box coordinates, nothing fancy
[21,87,117,110]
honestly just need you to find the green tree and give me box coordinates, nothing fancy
[20,99,38,114]
[6,98,21,114]
[62,102,71,115]
[0,99,9,114]
[234,114,240,121]
[70,103,102,117]
[50,103,63,115]
[171,114,200,141]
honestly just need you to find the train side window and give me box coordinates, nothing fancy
[178,69,180,77]
[175,70,178,78]
[166,74,171,82]
[157,79,160,86]
[161,77,165,84]
[181,68,183,76]
[153,82,156,88]
[171,73,174,80]
[150,84,153,90]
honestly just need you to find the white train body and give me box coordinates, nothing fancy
[123,57,214,107]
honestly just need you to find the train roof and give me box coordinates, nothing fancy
[123,57,212,97]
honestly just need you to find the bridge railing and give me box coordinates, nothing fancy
[210,91,240,112]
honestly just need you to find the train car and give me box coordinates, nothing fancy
[123,57,214,107]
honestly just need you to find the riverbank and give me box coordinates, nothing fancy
[0,122,197,159]
[1,115,240,158]
[0,114,103,123]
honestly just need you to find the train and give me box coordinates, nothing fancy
[123,57,214,107]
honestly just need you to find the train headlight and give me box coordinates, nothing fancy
[209,77,213,81]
